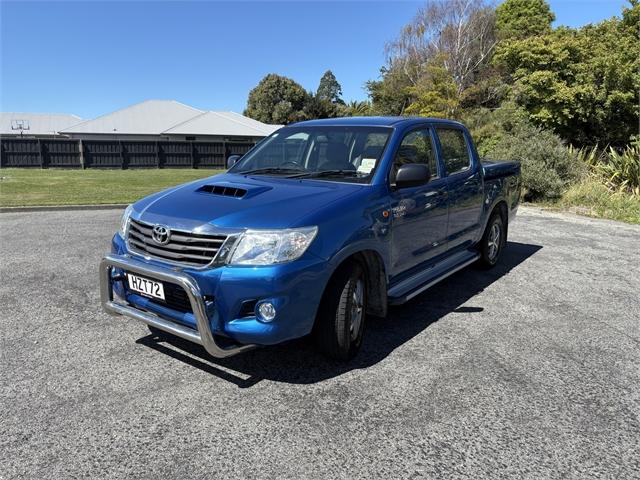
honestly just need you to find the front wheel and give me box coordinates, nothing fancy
[477,211,506,269]
[314,261,366,361]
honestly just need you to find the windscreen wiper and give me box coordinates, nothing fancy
[290,169,362,179]
[237,167,307,176]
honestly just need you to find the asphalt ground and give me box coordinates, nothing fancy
[1,206,639,479]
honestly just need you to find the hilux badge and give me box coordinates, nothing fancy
[152,225,171,245]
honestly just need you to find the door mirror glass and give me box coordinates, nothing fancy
[395,163,431,189]
[227,155,242,169]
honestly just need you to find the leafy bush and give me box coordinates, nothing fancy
[567,144,602,168]
[483,122,586,200]
[599,145,640,196]
[570,143,640,196]
[461,104,530,156]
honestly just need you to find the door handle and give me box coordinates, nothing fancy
[423,189,447,198]
[463,174,479,186]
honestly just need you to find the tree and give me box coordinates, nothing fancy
[366,66,414,115]
[622,0,639,32]
[303,91,340,119]
[404,55,460,117]
[495,0,555,40]
[368,0,499,116]
[386,0,497,95]
[316,70,344,104]
[493,12,639,146]
[340,100,372,117]
[244,74,309,124]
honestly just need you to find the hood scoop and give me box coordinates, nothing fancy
[196,184,248,198]
[195,181,273,199]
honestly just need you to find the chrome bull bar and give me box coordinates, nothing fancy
[99,253,255,358]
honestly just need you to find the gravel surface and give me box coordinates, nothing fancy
[1,206,639,479]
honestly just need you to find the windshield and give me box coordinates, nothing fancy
[230,126,392,183]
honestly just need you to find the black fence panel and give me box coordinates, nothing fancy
[1,139,41,167]
[84,141,123,168]
[123,142,158,168]
[160,142,193,168]
[0,138,257,169]
[227,142,255,157]
[42,140,81,168]
[194,142,225,168]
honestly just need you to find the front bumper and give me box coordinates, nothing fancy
[100,253,256,358]
[101,233,330,356]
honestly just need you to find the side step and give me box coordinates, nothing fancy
[387,251,480,305]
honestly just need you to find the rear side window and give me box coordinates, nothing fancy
[436,128,471,175]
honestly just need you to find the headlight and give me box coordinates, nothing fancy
[228,226,318,265]
[119,205,133,237]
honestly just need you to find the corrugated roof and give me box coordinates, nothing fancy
[58,99,280,137]
[163,111,281,136]
[60,100,204,135]
[0,112,82,135]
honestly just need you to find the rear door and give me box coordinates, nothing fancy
[435,127,483,250]
[389,126,449,277]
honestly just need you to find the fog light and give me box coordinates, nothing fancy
[257,302,276,322]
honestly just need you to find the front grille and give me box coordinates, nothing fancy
[124,273,193,313]
[127,218,227,268]
[152,282,192,313]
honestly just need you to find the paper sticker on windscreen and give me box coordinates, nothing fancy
[357,158,377,174]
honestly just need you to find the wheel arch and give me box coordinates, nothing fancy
[351,250,388,318]
[493,200,509,239]
[320,248,388,320]
[479,198,509,243]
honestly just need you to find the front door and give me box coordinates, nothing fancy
[389,127,449,277]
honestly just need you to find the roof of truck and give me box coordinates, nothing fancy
[290,116,465,128]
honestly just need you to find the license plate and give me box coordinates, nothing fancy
[127,273,165,300]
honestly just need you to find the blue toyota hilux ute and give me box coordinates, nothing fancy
[100,117,521,360]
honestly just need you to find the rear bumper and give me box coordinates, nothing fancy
[100,253,256,358]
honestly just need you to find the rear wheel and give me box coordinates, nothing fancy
[477,211,506,268]
[314,261,366,361]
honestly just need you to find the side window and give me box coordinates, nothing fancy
[436,128,471,175]
[390,128,438,184]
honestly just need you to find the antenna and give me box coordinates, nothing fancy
[11,119,30,131]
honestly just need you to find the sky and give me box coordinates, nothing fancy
[0,0,630,119]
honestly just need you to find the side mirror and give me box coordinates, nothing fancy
[395,163,431,189]
[227,155,242,169]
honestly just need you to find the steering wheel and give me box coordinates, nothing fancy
[280,161,305,170]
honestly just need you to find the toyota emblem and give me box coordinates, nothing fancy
[152,225,171,245]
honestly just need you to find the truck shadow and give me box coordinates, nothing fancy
[136,241,542,387]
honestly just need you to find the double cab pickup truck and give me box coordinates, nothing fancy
[100,117,521,360]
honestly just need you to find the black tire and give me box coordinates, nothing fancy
[314,261,367,361]
[477,210,506,269]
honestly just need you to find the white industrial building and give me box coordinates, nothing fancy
[1,100,280,142]
[0,112,83,138]
[59,99,280,142]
